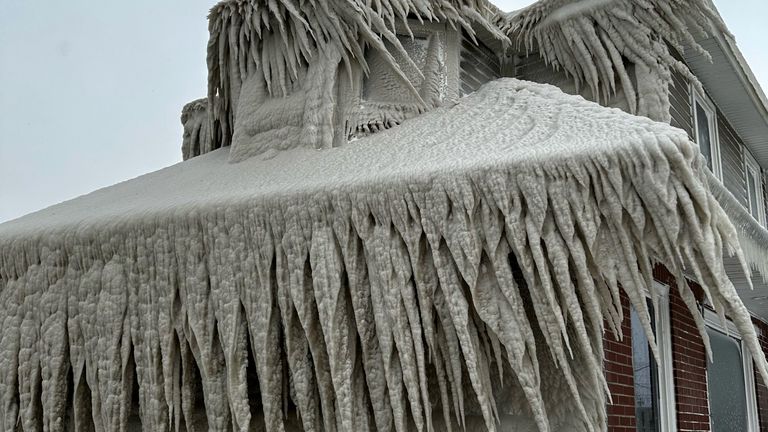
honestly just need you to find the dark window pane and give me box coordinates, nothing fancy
[632,305,659,432]
[747,169,759,217]
[707,327,748,432]
[696,102,712,169]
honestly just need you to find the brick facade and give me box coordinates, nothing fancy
[605,266,712,431]
[604,294,636,432]
[665,285,710,430]
[602,263,768,431]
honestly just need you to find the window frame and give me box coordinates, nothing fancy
[703,309,760,432]
[691,88,723,181]
[652,282,678,432]
[744,150,766,226]
[346,20,460,141]
[357,21,460,105]
[631,281,677,432]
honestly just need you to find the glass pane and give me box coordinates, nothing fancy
[707,328,748,432]
[747,169,759,217]
[696,102,712,169]
[632,305,659,432]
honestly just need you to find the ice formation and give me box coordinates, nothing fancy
[709,176,768,283]
[4,0,767,430]
[2,79,767,431]
[181,99,219,161]
[502,0,726,120]
[183,0,728,161]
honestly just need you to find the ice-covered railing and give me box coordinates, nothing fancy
[709,173,768,282]
[501,0,728,120]
[2,79,767,431]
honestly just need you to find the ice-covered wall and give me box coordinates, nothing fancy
[2,79,767,431]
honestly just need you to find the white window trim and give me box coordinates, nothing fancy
[359,21,458,103]
[691,87,723,181]
[745,150,766,226]
[652,282,678,432]
[703,309,760,432]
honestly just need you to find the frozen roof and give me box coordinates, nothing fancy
[2,78,767,431]
[0,79,689,239]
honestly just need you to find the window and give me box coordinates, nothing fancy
[631,282,677,432]
[363,35,437,104]
[745,151,766,225]
[705,310,759,432]
[351,21,458,139]
[692,90,722,180]
[632,304,660,431]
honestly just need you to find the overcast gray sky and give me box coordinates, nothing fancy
[1,0,766,223]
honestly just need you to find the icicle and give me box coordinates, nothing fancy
[0,278,22,430]
[504,0,726,119]
[40,271,72,432]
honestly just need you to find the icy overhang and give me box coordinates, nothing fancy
[0,79,695,239]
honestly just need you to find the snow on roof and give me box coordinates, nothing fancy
[0,79,686,239]
[2,79,767,431]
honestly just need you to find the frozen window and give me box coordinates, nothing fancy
[351,22,454,140]
[693,91,721,180]
[632,304,660,432]
[695,103,712,166]
[707,327,749,432]
[745,152,765,225]
[363,34,446,105]
[704,309,759,432]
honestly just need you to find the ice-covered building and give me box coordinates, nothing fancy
[3,0,768,431]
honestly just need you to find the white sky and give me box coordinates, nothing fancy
[1,0,766,223]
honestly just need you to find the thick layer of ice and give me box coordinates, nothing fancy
[192,0,725,160]
[503,0,726,120]
[1,79,766,431]
[181,99,218,160]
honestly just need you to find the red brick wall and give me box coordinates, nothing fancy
[605,294,636,432]
[667,286,710,431]
[604,266,712,431]
[604,265,768,431]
